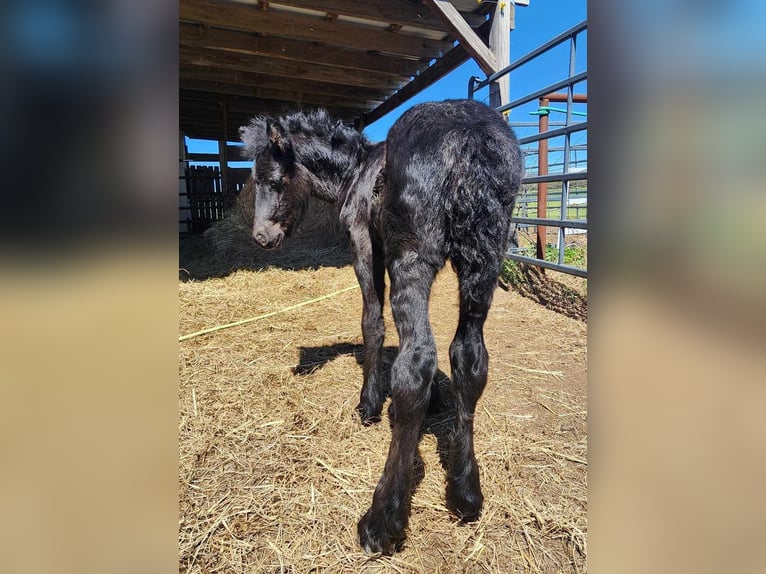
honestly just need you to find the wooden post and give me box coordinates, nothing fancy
[179,132,191,234]
[218,102,231,212]
[354,114,366,133]
[488,2,512,109]
[424,0,497,73]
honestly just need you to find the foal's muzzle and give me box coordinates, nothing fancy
[253,222,285,249]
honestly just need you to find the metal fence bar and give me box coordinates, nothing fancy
[517,121,587,145]
[473,20,588,90]
[497,71,587,114]
[558,33,578,266]
[522,172,587,184]
[505,253,588,278]
[512,217,587,229]
[517,190,588,199]
[524,145,588,154]
[511,121,569,127]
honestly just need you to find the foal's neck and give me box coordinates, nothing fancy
[296,132,371,206]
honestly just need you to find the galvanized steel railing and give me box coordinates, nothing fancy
[469,20,588,278]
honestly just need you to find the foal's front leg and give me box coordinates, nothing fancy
[350,231,386,424]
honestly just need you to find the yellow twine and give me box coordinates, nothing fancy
[179,284,360,342]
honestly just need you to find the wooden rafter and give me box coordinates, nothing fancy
[180,65,394,101]
[423,0,497,74]
[249,0,485,31]
[180,46,407,90]
[181,0,453,59]
[360,20,491,128]
[180,80,380,109]
[180,96,360,122]
[179,23,427,77]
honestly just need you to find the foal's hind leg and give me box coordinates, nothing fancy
[358,257,437,554]
[445,262,499,522]
[350,230,386,424]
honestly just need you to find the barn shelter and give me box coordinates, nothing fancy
[179,0,527,144]
[178,0,529,234]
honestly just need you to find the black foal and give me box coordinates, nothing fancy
[240,99,523,553]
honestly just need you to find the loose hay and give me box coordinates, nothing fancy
[180,245,587,573]
[501,262,588,323]
[199,177,349,278]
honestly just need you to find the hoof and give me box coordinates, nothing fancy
[355,402,382,426]
[357,508,404,555]
[446,482,484,523]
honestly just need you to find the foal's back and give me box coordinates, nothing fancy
[383,99,523,268]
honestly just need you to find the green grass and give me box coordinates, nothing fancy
[501,257,527,287]
[501,243,587,286]
[544,244,587,266]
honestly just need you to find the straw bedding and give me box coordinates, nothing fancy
[179,240,587,573]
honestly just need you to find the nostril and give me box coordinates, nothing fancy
[254,232,266,243]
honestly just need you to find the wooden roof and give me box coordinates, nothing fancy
[179,0,492,141]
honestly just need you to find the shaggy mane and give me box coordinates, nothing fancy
[239,109,366,161]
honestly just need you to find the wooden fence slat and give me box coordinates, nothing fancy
[182,165,229,233]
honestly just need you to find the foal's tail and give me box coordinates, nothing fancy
[445,128,523,274]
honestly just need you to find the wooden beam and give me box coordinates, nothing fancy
[447,0,484,10]
[360,45,467,127]
[178,90,359,113]
[181,111,363,142]
[219,139,230,194]
[180,79,380,109]
[180,111,258,141]
[180,94,361,118]
[423,0,497,74]
[181,106,361,141]
[180,46,407,90]
[180,23,427,77]
[180,0,453,59]
[360,20,491,128]
[253,0,485,30]
[180,64,393,101]
[187,152,221,162]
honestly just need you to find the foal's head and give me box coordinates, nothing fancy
[239,118,310,249]
[241,110,368,249]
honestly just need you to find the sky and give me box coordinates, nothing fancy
[185,0,588,168]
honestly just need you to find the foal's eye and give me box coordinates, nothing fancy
[269,178,283,191]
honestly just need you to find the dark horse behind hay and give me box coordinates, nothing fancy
[240,100,523,554]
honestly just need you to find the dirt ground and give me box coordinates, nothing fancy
[179,237,587,573]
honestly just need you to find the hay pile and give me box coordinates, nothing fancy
[201,178,349,270]
[179,254,587,572]
[501,263,588,323]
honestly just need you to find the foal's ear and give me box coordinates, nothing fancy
[239,117,267,159]
[266,119,290,154]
